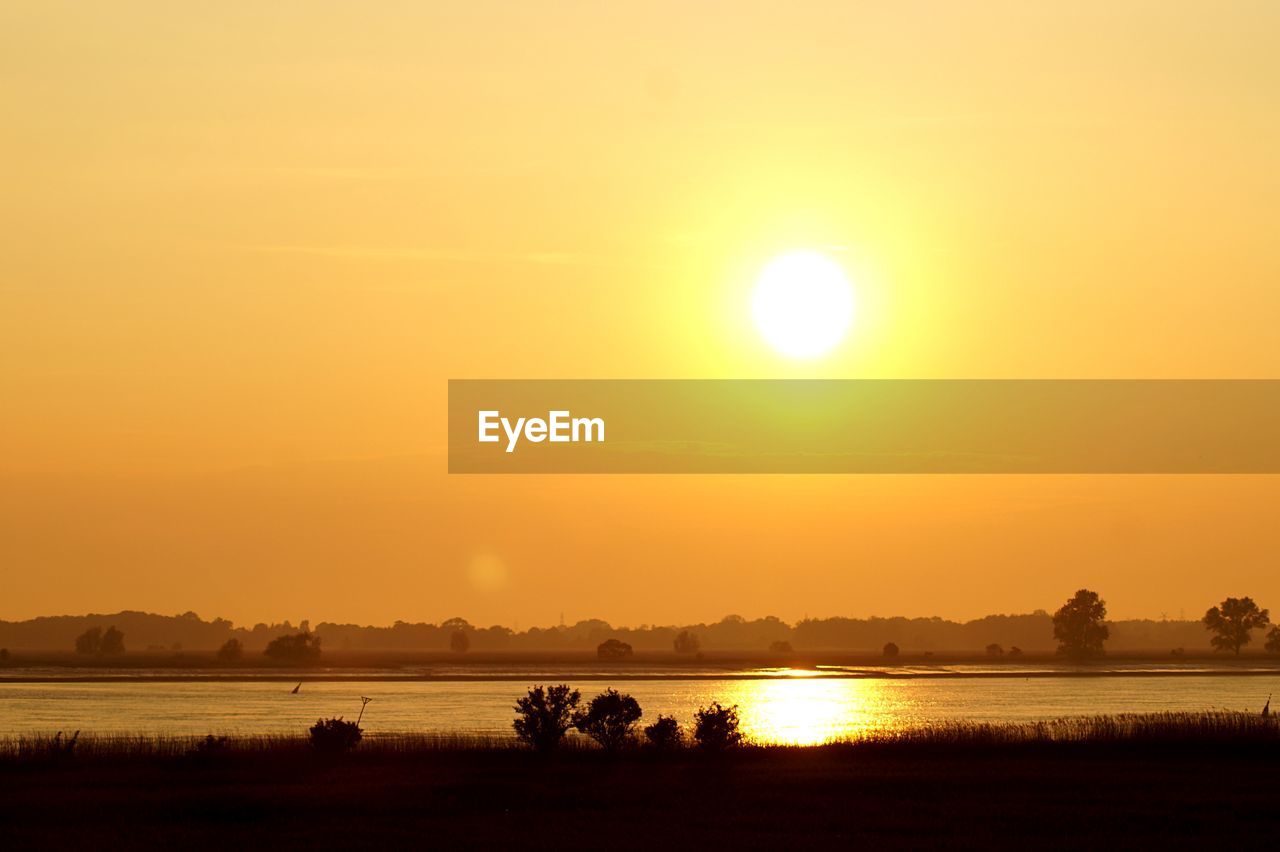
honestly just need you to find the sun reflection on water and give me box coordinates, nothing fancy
[724,677,900,745]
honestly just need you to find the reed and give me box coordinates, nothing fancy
[2,711,1276,764]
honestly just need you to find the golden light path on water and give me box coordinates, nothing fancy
[723,672,900,745]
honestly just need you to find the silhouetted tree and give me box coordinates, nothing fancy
[99,626,124,654]
[1053,589,1109,659]
[263,631,322,664]
[986,643,1004,656]
[882,642,900,658]
[74,626,103,655]
[597,639,634,660]
[1265,627,1280,655]
[1203,597,1270,655]
[513,684,581,752]
[1009,646,1023,658]
[693,702,743,751]
[450,629,471,653]
[769,640,794,654]
[309,717,362,754]
[573,689,643,751]
[673,630,701,655]
[215,638,243,663]
[644,715,683,751]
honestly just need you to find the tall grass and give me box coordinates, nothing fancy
[842,711,1280,748]
[2,712,1276,764]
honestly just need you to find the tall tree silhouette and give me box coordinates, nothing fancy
[1203,597,1270,655]
[1053,589,1109,658]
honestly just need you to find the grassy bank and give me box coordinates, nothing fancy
[4,714,1279,849]
[5,711,1279,761]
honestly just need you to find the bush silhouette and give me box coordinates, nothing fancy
[574,689,643,751]
[74,627,102,655]
[264,631,322,664]
[882,642,900,658]
[1203,596,1270,655]
[673,630,701,654]
[513,684,581,752]
[74,626,124,656]
[644,715,683,751]
[99,626,125,655]
[1266,627,1280,655]
[215,638,243,664]
[309,717,362,753]
[450,629,470,653]
[1009,646,1023,658]
[693,702,743,751]
[986,643,1004,656]
[596,639,634,660]
[769,640,793,654]
[1053,589,1109,659]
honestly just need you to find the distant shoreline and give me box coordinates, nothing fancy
[5,666,1280,684]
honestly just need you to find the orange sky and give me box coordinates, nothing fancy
[2,2,1279,627]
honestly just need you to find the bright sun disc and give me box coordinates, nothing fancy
[752,250,854,359]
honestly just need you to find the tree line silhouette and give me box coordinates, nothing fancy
[20,592,1280,663]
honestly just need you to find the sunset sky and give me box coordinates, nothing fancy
[3,2,1279,627]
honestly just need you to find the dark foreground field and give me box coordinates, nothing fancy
[3,719,1279,850]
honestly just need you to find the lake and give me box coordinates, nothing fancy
[3,665,1278,745]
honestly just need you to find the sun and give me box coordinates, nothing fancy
[752,250,855,360]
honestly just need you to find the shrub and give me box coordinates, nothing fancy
[574,689,643,751]
[309,717,362,754]
[100,626,125,655]
[673,630,701,654]
[769,640,794,654]
[264,631,322,664]
[693,702,743,752]
[73,626,124,656]
[1008,646,1023,658]
[74,627,103,655]
[215,638,243,664]
[986,643,1004,656]
[513,684,581,752]
[882,642,900,658]
[597,639,634,660]
[644,715,683,751]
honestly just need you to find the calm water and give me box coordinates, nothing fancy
[3,667,1277,745]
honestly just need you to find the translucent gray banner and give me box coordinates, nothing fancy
[448,380,1280,473]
